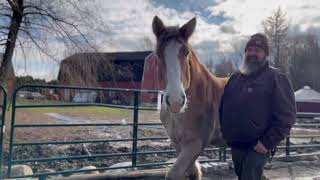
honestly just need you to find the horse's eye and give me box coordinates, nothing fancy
[185,50,189,57]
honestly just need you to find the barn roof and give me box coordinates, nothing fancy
[295,86,320,102]
[57,51,152,86]
[62,51,152,63]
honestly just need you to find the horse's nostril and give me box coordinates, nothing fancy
[166,96,170,106]
[181,95,186,105]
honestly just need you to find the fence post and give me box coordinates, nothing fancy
[286,136,290,157]
[7,88,17,178]
[218,147,222,161]
[131,91,140,167]
[223,147,227,162]
[218,147,227,162]
[39,175,47,180]
[0,86,7,179]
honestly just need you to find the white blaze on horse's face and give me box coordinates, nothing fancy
[163,41,187,113]
[152,16,196,114]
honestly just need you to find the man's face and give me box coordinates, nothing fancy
[245,46,266,62]
[240,45,267,75]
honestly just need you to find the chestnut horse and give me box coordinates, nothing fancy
[151,16,228,180]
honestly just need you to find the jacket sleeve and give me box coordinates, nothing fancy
[219,73,236,136]
[219,90,225,124]
[260,73,297,149]
[219,73,234,125]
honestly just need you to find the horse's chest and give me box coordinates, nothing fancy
[161,113,184,144]
[168,116,184,143]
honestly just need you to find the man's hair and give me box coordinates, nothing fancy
[245,33,269,56]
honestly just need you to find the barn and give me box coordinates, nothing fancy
[57,51,161,104]
[294,86,320,113]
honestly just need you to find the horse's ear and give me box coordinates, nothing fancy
[152,16,166,37]
[180,17,196,40]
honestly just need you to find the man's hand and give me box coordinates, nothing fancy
[254,140,268,154]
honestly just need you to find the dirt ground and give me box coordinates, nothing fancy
[2,107,172,173]
[3,107,162,144]
[201,160,320,180]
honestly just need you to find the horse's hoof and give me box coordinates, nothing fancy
[165,171,185,180]
[165,175,176,180]
[262,174,269,180]
[188,174,202,180]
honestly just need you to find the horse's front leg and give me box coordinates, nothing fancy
[166,140,203,180]
[186,160,202,180]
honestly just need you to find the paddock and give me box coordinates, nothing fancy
[1,84,320,180]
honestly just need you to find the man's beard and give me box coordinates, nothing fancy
[240,55,267,75]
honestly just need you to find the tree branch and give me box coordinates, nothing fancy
[6,0,14,9]
[23,8,95,51]
[6,0,23,15]
[0,12,12,18]
[19,28,59,62]
[16,36,28,72]
[25,2,97,49]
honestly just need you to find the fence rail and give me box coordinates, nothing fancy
[2,84,320,179]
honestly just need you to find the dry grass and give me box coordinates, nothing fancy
[3,106,161,148]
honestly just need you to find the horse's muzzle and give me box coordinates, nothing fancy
[165,94,186,113]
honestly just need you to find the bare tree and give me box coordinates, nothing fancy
[0,0,109,95]
[204,57,215,73]
[262,6,290,73]
[214,60,235,77]
[288,32,320,91]
[229,36,247,70]
[139,36,154,51]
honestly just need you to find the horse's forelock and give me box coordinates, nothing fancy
[156,26,188,58]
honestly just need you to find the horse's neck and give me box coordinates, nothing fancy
[188,50,213,87]
[185,50,222,106]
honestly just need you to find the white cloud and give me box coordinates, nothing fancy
[208,0,320,35]
[13,56,60,81]
[13,39,63,81]
[97,0,201,49]
[96,0,224,58]
[10,0,320,80]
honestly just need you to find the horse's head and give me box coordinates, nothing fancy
[152,16,196,113]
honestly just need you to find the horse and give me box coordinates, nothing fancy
[151,16,228,180]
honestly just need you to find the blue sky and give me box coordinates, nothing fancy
[150,0,226,24]
[11,0,320,81]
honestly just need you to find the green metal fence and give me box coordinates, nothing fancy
[4,84,320,179]
[6,84,223,179]
[0,85,7,178]
[281,112,320,158]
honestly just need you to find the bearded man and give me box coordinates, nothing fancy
[219,33,296,180]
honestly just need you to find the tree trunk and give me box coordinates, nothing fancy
[0,0,24,97]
